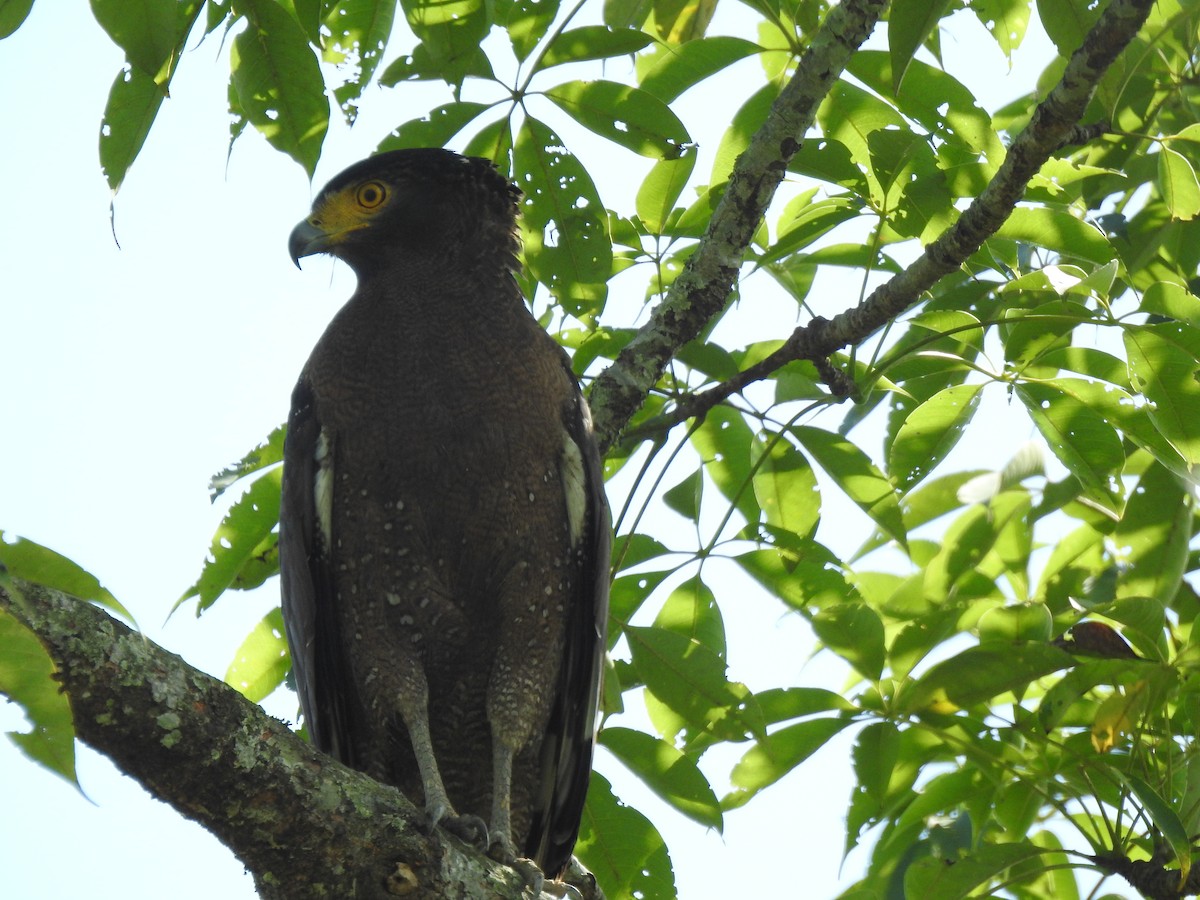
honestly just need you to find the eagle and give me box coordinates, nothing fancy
[279,148,610,883]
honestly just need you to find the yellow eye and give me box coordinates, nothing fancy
[356,181,387,209]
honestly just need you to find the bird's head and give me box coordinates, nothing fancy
[289,148,521,275]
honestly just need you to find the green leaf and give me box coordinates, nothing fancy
[608,569,672,637]
[1124,321,1200,468]
[398,0,490,86]
[462,114,513,164]
[1015,382,1125,508]
[711,81,778,186]
[921,504,1000,601]
[576,772,675,900]
[653,577,725,659]
[1142,281,1200,327]
[542,79,691,159]
[177,467,283,614]
[324,0,397,119]
[514,117,611,318]
[793,424,906,547]
[662,469,702,522]
[853,721,900,803]
[812,603,885,681]
[231,0,329,176]
[636,35,760,103]
[849,51,1002,161]
[90,0,201,82]
[1114,463,1191,606]
[691,405,759,524]
[99,65,166,193]
[900,642,1074,713]
[1043,377,1192,481]
[225,608,289,702]
[1036,0,1102,57]
[737,542,861,612]
[889,383,984,490]
[636,151,697,233]
[887,0,952,92]
[904,842,1049,897]
[209,426,286,499]
[0,605,77,786]
[649,0,714,42]
[0,0,34,39]
[971,0,1031,59]
[1125,774,1192,883]
[627,625,757,743]
[376,101,492,153]
[504,0,560,61]
[0,532,131,621]
[1158,147,1200,220]
[727,717,854,802]
[600,727,723,829]
[752,686,856,722]
[994,206,1114,264]
[536,25,655,69]
[751,434,819,538]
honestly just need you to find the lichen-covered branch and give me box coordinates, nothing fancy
[622,0,1155,430]
[588,0,889,451]
[0,581,596,900]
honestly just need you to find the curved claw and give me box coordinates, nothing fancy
[438,812,489,850]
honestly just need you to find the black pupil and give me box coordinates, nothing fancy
[361,185,379,204]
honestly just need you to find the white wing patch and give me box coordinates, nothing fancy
[560,427,587,547]
[314,428,334,552]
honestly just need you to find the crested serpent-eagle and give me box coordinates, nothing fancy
[279,148,610,881]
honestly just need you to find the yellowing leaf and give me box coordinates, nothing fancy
[1091,680,1149,753]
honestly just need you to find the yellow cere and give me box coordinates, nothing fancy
[309,180,391,242]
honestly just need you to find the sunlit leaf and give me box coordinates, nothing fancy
[600,727,723,829]
[1124,321,1200,468]
[794,425,906,547]
[751,434,819,538]
[543,79,691,159]
[231,0,329,176]
[0,0,34,39]
[1113,463,1191,605]
[1158,146,1200,220]
[91,0,201,82]
[627,626,757,743]
[99,65,166,193]
[636,36,761,103]
[0,532,131,622]
[812,603,885,681]
[537,25,654,69]
[0,605,77,787]
[900,642,1074,713]
[225,608,289,702]
[1015,382,1124,508]
[889,383,984,490]
[887,0,952,92]
[176,467,283,614]
[727,717,853,803]
[904,842,1049,897]
[576,772,675,900]
[514,117,611,318]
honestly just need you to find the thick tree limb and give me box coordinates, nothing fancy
[589,0,888,451]
[0,580,599,900]
[590,0,1155,445]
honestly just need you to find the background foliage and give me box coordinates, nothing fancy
[4,0,1200,897]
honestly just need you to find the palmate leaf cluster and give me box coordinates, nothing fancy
[4,0,1200,897]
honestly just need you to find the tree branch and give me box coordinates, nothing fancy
[588,0,888,451]
[590,0,1154,444]
[0,580,598,900]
